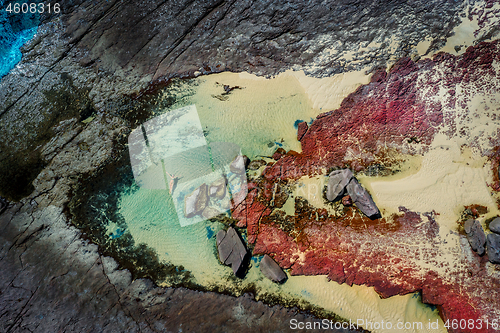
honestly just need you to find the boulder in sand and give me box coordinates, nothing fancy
[260,254,287,283]
[217,227,247,275]
[248,159,267,170]
[230,155,249,174]
[464,219,486,255]
[487,233,500,264]
[326,169,353,201]
[489,217,500,234]
[346,178,380,218]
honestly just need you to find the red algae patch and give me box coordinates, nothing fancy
[232,40,500,332]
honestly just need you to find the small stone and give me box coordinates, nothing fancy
[209,177,226,200]
[341,195,352,206]
[217,227,247,275]
[487,233,500,264]
[326,169,353,201]
[184,183,208,218]
[464,219,486,255]
[230,155,248,174]
[346,178,380,218]
[260,254,287,283]
[248,159,266,170]
[489,217,500,234]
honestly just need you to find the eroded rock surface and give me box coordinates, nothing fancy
[1,206,333,333]
[231,39,500,332]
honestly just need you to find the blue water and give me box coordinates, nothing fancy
[0,0,39,78]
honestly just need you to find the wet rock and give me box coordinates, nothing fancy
[297,121,308,141]
[216,227,248,275]
[184,183,208,218]
[326,169,353,201]
[229,155,248,174]
[248,159,267,170]
[489,217,500,234]
[346,178,380,218]
[487,233,500,264]
[209,177,226,200]
[260,254,287,283]
[464,219,486,256]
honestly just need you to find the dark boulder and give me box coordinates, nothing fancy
[464,219,486,256]
[217,227,248,276]
[489,217,500,234]
[260,254,287,283]
[346,178,380,218]
[326,169,353,201]
[487,233,500,264]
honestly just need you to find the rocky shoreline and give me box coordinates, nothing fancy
[1,0,500,332]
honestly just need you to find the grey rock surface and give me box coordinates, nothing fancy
[490,217,500,234]
[464,219,486,256]
[1,206,341,333]
[346,178,380,218]
[487,233,500,264]
[0,0,471,201]
[217,227,247,275]
[326,169,353,201]
[260,254,287,283]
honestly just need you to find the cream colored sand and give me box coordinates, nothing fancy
[283,70,372,111]
[120,70,445,333]
[163,70,371,158]
[360,132,500,276]
[364,134,498,225]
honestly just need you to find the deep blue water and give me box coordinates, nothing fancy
[0,0,39,78]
